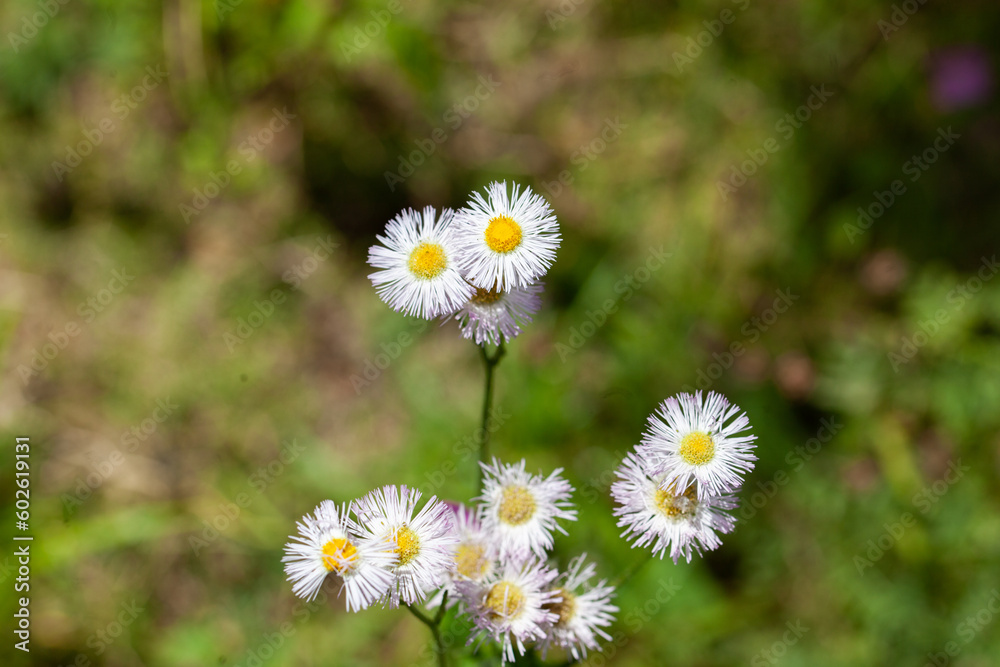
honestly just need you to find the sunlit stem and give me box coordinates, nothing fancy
[477,340,505,489]
[405,591,450,667]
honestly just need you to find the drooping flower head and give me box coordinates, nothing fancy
[367,206,474,319]
[539,554,618,661]
[282,500,396,611]
[639,391,757,499]
[452,281,543,346]
[477,458,577,560]
[353,485,457,607]
[611,449,738,563]
[459,556,560,665]
[453,181,561,292]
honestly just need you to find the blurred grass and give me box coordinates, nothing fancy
[2,0,1000,665]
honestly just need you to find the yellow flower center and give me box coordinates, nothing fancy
[498,486,536,526]
[394,525,421,566]
[321,537,358,573]
[471,286,504,305]
[654,485,698,519]
[484,215,523,254]
[407,242,447,279]
[679,431,715,466]
[455,543,490,580]
[485,581,525,618]
[544,588,577,626]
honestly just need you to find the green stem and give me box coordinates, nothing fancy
[477,341,505,489]
[404,600,448,667]
[610,551,651,589]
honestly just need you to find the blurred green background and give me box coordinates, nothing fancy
[2,0,1000,665]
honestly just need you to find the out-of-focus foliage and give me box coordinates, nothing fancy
[1,0,999,665]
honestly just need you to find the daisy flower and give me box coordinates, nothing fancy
[639,391,757,499]
[367,206,474,319]
[478,458,577,560]
[453,181,561,292]
[426,503,497,611]
[539,554,618,661]
[282,500,396,611]
[459,556,560,664]
[353,485,457,608]
[451,281,543,346]
[611,449,738,563]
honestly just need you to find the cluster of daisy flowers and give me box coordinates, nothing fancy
[282,180,763,663]
[367,181,559,346]
[611,391,757,563]
[284,460,618,663]
[281,487,456,612]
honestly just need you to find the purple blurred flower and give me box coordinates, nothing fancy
[929,46,993,112]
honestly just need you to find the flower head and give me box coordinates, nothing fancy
[368,206,474,319]
[639,391,757,499]
[282,500,396,611]
[453,182,560,292]
[459,556,560,664]
[478,458,577,560]
[426,503,496,610]
[353,485,457,607]
[539,554,618,660]
[452,281,543,346]
[611,449,738,563]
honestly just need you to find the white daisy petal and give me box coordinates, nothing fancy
[477,458,577,560]
[453,181,561,292]
[539,554,618,661]
[450,281,543,346]
[611,449,738,563]
[282,500,396,612]
[353,485,458,608]
[639,391,757,498]
[368,206,475,319]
